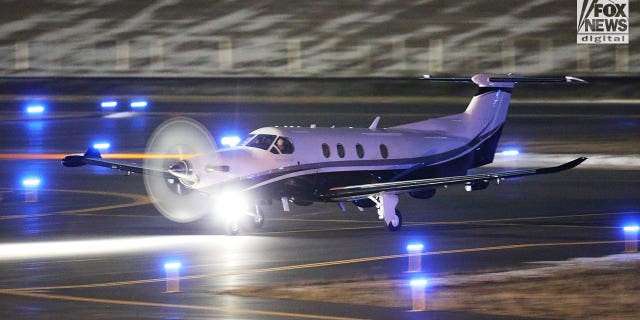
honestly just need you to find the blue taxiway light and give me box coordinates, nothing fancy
[22,177,41,187]
[26,105,45,114]
[100,101,118,108]
[406,243,424,252]
[130,100,148,108]
[220,136,241,147]
[164,262,182,270]
[502,149,520,156]
[92,142,111,150]
[623,225,640,233]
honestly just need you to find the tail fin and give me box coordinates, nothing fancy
[424,74,586,137]
[392,74,586,139]
[390,74,586,169]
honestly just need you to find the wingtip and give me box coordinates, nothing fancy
[565,76,588,84]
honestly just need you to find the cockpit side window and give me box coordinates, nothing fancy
[274,137,295,154]
[244,134,276,150]
[241,134,256,146]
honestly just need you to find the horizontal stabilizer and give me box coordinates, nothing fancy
[62,146,167,176]
[422,74,587,84]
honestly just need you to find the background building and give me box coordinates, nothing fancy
[0,0,637,77]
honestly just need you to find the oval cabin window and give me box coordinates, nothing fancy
[356,143,365,158]
[379,144,389,159]
[322,143,331,158]
[337,143,345,158]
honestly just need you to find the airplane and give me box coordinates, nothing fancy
[62,73,587,235]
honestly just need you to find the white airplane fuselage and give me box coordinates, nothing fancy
[191,74,512,203]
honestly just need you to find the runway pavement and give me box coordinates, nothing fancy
[0,94,638,319]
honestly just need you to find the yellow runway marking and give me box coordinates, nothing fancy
[0,290,364,320]
[270,217,380,224]
[0,188,151,220]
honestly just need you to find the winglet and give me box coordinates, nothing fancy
[536,157,588,174]
[84,147,102,159]
[62,147,102,167]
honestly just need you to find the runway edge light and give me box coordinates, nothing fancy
[22,177,41,187]
[221,136,241,147]
[100,100,118,108]
[502,149,520,156]
[26,104,45,114]
[130,100,148,109]
[22,177,41,202]
[164,261,182,293]
[623,225,639,253]
[407,242,424,273]
[409,278,428,312]
[92,142,111,150]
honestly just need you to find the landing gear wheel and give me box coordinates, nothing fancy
[225,219,240,236]
[386,209,402,232]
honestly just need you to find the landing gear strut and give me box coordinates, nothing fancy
[222,203,265,235]
[249,204,265,229]
[369,192,402,232]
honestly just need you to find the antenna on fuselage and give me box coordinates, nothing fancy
[369,116,381,130]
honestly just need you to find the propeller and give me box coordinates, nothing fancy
[143,117,218,223]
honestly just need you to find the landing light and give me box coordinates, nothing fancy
[221,136,241,147]
[216,192,249,219]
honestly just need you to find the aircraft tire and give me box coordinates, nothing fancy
[386,209,402,232]
[225,219,240,236]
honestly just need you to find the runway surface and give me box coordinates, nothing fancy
[0,95,639,319]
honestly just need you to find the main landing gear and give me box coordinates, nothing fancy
[368,192,402,232]
[223,204,265,236]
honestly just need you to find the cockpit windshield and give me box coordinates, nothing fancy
[243,134,276,150]
[242,134,295,154]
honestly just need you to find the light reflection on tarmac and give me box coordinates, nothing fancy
[0,101,638,319]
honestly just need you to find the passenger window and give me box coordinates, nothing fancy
[322,143,331,158]
[356,143,364,158]
[337,143,345,158]
[380,144,389,159]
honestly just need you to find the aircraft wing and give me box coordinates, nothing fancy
[62,147,168,177]
[322,157,587,201]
